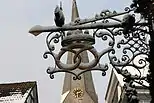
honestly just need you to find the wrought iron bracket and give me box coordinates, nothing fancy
[29,9,150,89]
[28,2,154,103]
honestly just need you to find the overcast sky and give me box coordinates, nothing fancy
[0,0,132,103]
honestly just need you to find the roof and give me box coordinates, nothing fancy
[0,81,36,103]
[105,69,119,100]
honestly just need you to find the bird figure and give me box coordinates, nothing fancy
[54,2,65,27]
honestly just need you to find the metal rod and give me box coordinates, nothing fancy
[29,22,148,36]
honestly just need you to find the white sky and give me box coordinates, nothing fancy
[0,0,132,103]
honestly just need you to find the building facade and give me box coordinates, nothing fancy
[0,81,38,103]
[105,69,151,103]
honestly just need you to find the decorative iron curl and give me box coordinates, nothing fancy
[94,28,115,47]
[46,63,109,80]
[45,31,64,52]
[124,7,132,12]
[46,66,79,80]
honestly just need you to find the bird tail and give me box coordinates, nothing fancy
[60,1,62,10]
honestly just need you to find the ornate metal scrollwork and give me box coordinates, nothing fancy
[41,8,150,88]
[43,30,110,80]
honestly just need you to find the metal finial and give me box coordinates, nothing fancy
[71,0,79,21]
